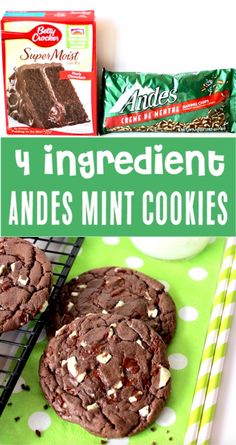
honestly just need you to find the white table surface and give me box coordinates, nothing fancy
[0,0,235,443]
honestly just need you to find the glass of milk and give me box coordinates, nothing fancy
[130,237,211,260]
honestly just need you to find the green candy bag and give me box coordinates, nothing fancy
[230,69,236,132]
[100,68,236,134]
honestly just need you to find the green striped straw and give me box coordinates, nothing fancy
[184,237,236,445]
[196,242,236,445]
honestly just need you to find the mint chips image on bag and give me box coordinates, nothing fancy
[100,68,236,133]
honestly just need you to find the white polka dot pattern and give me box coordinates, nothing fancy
[156,407,177,426]
[169,353,188,370]
[188,267,208,281]
[179,306,199,321]
[108,438,129,445]
[102,237,120,245]
[125,257,144,268]
[28,411,51,431]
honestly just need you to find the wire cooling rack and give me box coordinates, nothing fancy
[0,237,84,415]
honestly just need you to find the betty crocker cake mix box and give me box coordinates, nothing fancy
[1,11,97,135]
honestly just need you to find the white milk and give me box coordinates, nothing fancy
[130,237,211,260]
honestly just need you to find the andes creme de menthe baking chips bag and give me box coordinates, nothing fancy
[101,68,235,134]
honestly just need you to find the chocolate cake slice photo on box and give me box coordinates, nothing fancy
[7,62,90,130]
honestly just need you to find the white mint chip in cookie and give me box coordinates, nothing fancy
[0,265,6,275]
[78,284,87,289]
[147,308,158,318]
[10,263,16,272]
[136,391,143,397]
[114,267,125,273]
[86,402,99,411]
[55,325,66,336]
[80,340,87,347]
[158,366,171,388]
[67,301,74,311]
[69,330,77,339]
[18,275,29,286]
[20,314,29,326]
[107,388,116,396]
[96,352,112,364]
[62,356,78,378]
[129,395,137,403]
[77,371,87,383]
[113,380,123,389]
[108,327,113,339]
[39,301,48,313]
[71,292,79,297]
[102,309,108,314]
[136,339,144,349]
[144,291,152,301]
[139,405,149,417]
[115,300,125,308]
[67,356,78,377]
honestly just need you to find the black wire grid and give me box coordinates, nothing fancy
[0,237,84,415]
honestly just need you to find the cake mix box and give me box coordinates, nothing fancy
[1,11,97,135]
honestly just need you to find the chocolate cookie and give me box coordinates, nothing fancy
[47,267,176,343]
[0,237,52,332]
[40,313,171,437]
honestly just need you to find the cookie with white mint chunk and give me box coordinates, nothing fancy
[0,237,52,332]
[47,266,176,344]
[40,313,171,437]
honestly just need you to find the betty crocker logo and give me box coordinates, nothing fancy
[28,24,62,47]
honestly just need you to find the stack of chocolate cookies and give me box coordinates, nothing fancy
[40,267,177,438]
[0,237,52,333]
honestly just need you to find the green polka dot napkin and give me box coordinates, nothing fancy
[0,237,227,445]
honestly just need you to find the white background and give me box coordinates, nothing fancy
[0,1,236,444]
